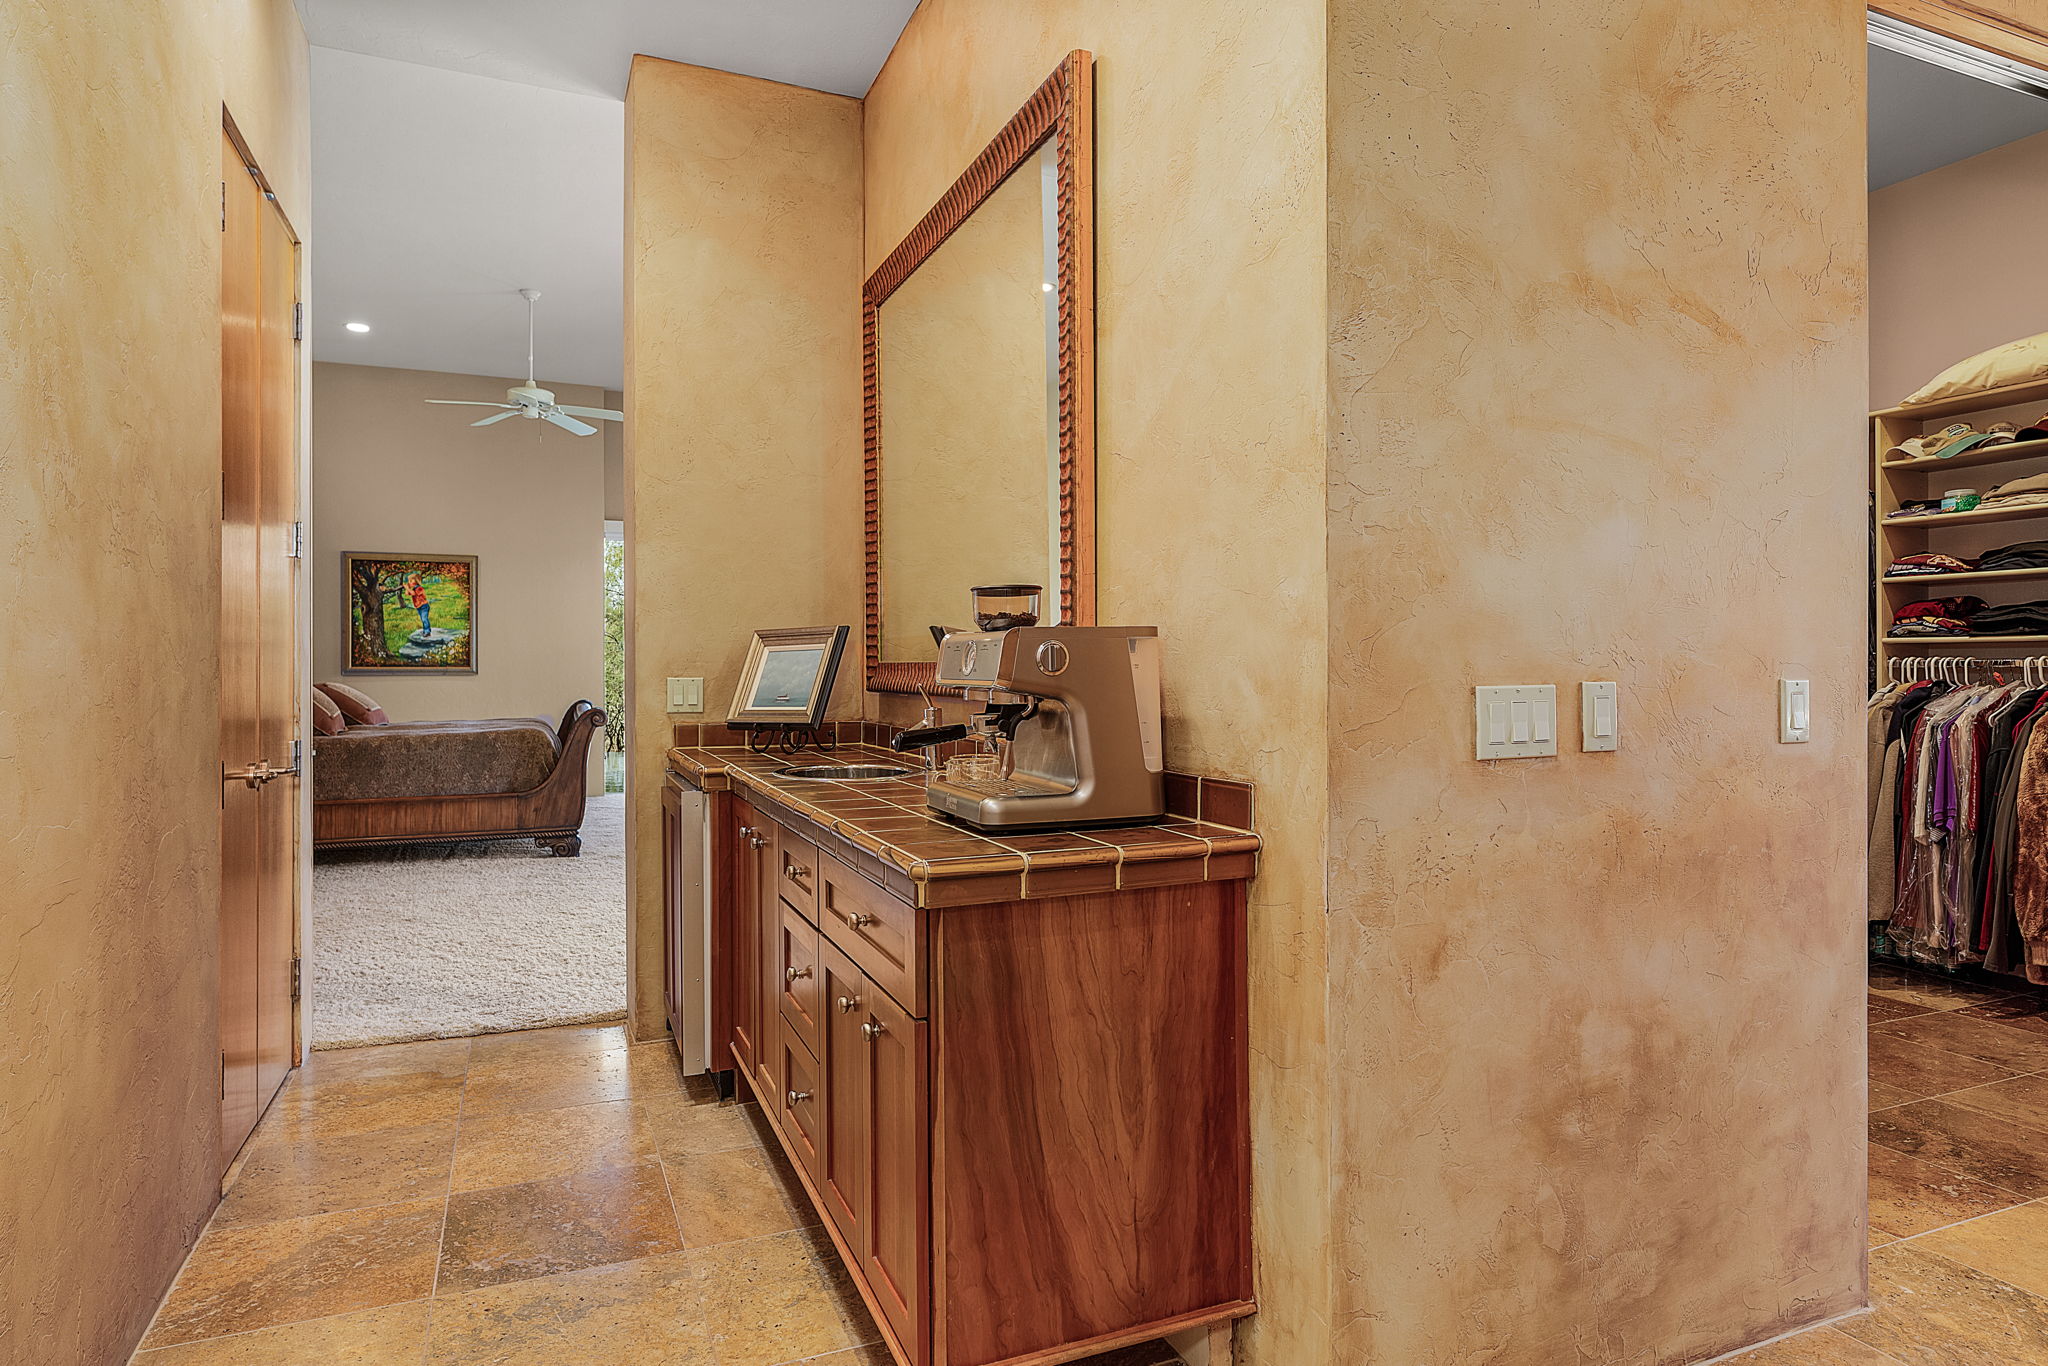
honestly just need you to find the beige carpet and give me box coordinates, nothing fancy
[310,794,627,1048]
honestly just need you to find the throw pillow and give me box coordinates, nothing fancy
[317,681,390,726]
[311,687,346,736]
[1902,331,2048,406]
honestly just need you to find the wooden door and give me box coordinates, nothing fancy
[860,982,928,1357]
[219,127,300,1169]
[817,944,869,1250]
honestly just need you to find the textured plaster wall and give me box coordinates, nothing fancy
[1870,128,2048,408]
[624,59,864,1041]
[0,1,309,1362]
[1325,2,1869,1362]
[309,363,607,788]
[863,6,1333,1361]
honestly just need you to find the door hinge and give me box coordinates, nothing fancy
[220,181,227,233]
[292,301,303,343]
[291,738,303,769]
[286,521,304,559]
[220,1051,227,1099]
[290,955,302,1004]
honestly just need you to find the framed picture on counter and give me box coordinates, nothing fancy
[343,552,478,674]
[727,625,849,727]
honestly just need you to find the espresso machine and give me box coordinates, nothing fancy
[892,586,1164,831]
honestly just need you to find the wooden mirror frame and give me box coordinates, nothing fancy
[862,50,1095,695]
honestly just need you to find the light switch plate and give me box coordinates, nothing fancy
[1581,681,1618,752]
[666,676,704,713]
[1476,685,1558,760]
[1780,678,1810,743]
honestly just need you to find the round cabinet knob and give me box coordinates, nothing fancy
[786,1089,811,1106]
[1035,640,1070,676]
[861,1021,886,1043]
[847,912,876,929]
[748,835,768,849]
[836,995,860,1013]
[784,965,812,983]
[738,825,756,838]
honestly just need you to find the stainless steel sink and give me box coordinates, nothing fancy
[775,763,918,781]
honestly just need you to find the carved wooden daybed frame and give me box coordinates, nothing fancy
[312,701,606,857]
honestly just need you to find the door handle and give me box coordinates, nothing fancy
[223,759,298,789]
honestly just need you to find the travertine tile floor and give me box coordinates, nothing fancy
[1736,963,2048,1365]
[132,1024,1179,1365]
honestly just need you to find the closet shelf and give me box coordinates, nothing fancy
[1882,437,2048,474]
[1884,635,2048,647]
[1882,502,2048,530]
[1882,567,2048,587]
[1872,374,2048,423]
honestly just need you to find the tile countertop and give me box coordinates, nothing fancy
[665,744,1260,908]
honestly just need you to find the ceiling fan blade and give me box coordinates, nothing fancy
[471,410,522,427]
[554,406,624,422]
[543,411,598,437]
[427,399,516,408]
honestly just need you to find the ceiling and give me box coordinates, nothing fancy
[1869,42,2048,189]
[310,47,627,388]
[304,1,919,390]
[297,0,920,101]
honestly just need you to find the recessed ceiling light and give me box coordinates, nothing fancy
[344,321,371,333]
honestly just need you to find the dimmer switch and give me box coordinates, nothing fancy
[1476,686,1557,760]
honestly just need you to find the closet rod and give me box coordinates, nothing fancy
[1888,654,2048,685]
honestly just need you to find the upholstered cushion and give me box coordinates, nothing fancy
[317,681,390,726]
[310,718,561,801]
[311,688,346,736]
[1902,331,2048,406]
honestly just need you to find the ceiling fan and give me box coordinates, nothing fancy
[425,288,621,436]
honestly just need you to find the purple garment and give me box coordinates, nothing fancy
[1932,715,1959,838]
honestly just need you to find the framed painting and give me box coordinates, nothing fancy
[343,552,477,674]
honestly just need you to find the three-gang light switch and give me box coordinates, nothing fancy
[1475,685,1558,760]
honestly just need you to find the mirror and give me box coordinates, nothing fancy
[878,143,1059,660]
[862,52,1094,694]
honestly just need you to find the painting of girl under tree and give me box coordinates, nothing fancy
[344,552,477,673]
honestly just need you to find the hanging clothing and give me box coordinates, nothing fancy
[1873,673,2048,974]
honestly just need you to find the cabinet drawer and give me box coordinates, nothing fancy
[777,900,824,1056]
[775,826,820,917]
[776,1019,822,1179]
[818,853,925,1017]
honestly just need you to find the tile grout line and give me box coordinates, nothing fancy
[131,1298,438,1361]
[420,1046,474,1362]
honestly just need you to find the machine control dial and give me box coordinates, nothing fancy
[1035,641,1069,676]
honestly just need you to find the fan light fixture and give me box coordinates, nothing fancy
[344,321,371,333]
[422,289,624,438]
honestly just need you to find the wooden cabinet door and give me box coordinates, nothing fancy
[861,982,928,1357]
[818,943,870,1250]
[777,1019,824,1179]
[777,901,824,1056]
[727,803,768,1081]
[661,778,685,1042]
[755,823,784,1101]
